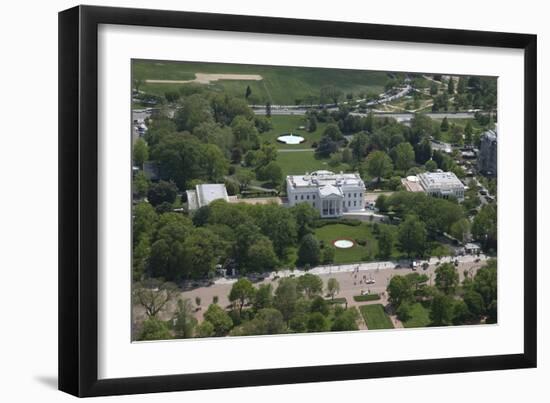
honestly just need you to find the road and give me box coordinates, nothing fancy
[253,107,476,121]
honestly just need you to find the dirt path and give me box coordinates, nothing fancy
[146,73,263,85]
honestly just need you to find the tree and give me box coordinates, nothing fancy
[331,307,359,331]
[398,215,427,258]
[425,159,438,172]
[258,161,283,186]
[133,171,150,199]
[350,132,369,160]
[472,204,497,250]
[463,289,485,317]
[174,94,213,131]
[472,260,497,322]
[297,273,323,298]
[196,320,214,338]
[464,121,474,145]
[138,317,172,341]
[133,235,151,282]
[133,201,157,245]
[252,204,297,258]
[323,124,343,141]
[440,117,449,131]
[430,82,439,95]
[265,102,272,118]
[274,278,299,323]
[203,144,228,182]
[236,170,255,190]
[315,135,338,158]
[133,279,179,318]
[377,225,394,259]
[375,194,389,213]
[203,304,233,336]
[133,138,149,167]
[254,308,285,334]
[231,115,260,152]
[307,312,330,332]
[182,228,221,279]
[414,139,432,165]
[151,133,210,190]
[253,284,273,311]
[435,263,459,295]
[229,278,256,314]
[307,115,318,132]
[297,234,321,267]
[430,293,455,326]
[366,150,393,182]
[322,245,336,264]
[147,180,177,207]
[447,77,455,94]
[291,203,320,239]
[326,278,340,300]
[173,298,197,338]
[247,237,278,272]
[450,218,471,243]
[245,85,252,99]
[387,275,413,308]
[391,142,415,171]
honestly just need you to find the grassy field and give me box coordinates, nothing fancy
[359,304,394,330]
[314,223,402,264]
[402,302,432,328]
[314,223,377,264]
[133,59,388,105]
[260,115,327,149]
[276,151,349,177]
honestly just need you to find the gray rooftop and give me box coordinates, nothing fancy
[287,170,364,189]
[418,172,464,190]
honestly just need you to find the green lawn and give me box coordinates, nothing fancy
[260,115,327,149]
[359,304,394,330]
[133,60,387,105]
[314,223,377,264]
[314,223,402,264]
[402,302,432,328]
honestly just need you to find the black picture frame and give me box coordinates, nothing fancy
[58,5,537,397]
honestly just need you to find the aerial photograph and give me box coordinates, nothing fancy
[131,60,498,341]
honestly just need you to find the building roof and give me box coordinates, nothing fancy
[287,170,365,189]
[186,190,199,211]
[196,184,229,207]
[401,177,424,192]
[418,172,464,191]
[318,184,344,198]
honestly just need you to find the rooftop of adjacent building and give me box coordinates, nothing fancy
[418,171,464,189]
[287,170,364,189]
[196,183,229,206]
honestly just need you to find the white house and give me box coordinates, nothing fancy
[417,171,465,201]
[286,170,366,218]
[186,183,229,211]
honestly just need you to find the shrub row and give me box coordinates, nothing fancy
[353,294,381,302]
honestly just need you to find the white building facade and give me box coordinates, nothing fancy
[286,171,366,218]
[417,171,465,201]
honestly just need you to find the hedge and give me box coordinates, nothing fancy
[353,294,381,302]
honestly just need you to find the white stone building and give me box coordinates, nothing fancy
[186,183,229,211]
[286,170,366,218]
[417,171,465,201]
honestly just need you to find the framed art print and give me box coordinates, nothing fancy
[58,5,537,397]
